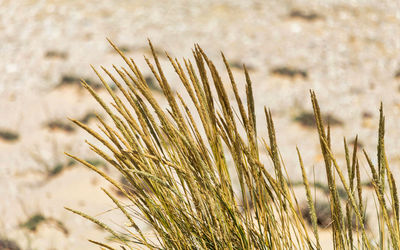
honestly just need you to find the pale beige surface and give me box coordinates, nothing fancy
[1,0,400,249]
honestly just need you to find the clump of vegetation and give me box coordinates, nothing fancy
[362,111,373,119]
[56,74,117,90]
[45,50,68,59]
[301,199,369,231]
[143,45,167,58]
[294,111,343,128]
[20,214,46,231]
[47,162,66,176]
[31,148,76,180]
[79,111,98,125]
[46,120,75,133]
[301,200,332,228]
[349,137,364,149]
[144,75,162,92]
[57,74,102,89]
[0,129,19,142]
[289,9,322,21]
[291,180,348,199]
[20,213,69,235]
[45,112,99,133]
[49,160,75,177]
[66,40,400,249]
[271,66,308,79]
[394,69,400,78]
[0,238,21,250]
[229,61,255,71]
[111,45,131,54]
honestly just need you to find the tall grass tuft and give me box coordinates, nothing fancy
[66,40,400,249]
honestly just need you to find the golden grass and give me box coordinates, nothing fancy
[66,40,400,249]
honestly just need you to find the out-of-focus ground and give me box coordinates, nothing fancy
[1,0,400,249]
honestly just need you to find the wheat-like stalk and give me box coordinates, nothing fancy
[66,40,400,249]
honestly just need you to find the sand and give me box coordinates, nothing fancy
[1,0,400,249]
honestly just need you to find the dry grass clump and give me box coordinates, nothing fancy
[20,213,69,235]
[0,129,19,142]
[57,74,102,89]
[289,10,322,21]
[79,111,98,125]
[46,120,75,133]
[31,147,76,180]
[66,40,400,249]
[143,75,162,92]
[294,111,343,128]
[45,112,98,133]
[20,214,46,232]
[56,74,117,90]
[270,66,308,79]
[301,200,332,228]
[45,50,68,59]
[0,238,21,250]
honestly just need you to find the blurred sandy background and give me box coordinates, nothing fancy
[2,0,400,249]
